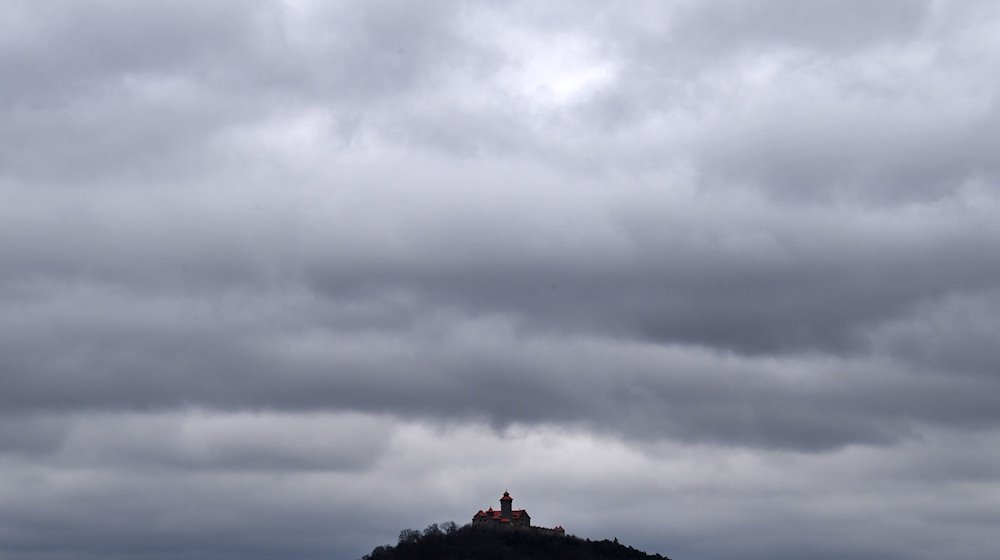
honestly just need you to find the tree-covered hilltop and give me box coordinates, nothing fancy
[360,522,671,560]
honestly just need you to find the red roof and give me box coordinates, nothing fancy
[473,509,529,520]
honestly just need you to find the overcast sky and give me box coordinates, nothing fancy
[2,1,1000,559]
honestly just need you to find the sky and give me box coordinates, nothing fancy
[2,1,1000,559]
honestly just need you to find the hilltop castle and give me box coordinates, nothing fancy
[472,491,565,536]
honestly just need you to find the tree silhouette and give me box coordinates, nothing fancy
[362,523,670,560]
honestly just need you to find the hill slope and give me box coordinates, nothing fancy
[360,523,671,560]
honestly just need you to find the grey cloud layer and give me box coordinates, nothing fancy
[3,0,1000,443]
[4,170,999,449]
[3,1,1000,559]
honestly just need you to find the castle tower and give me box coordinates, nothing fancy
[500,490,513,520]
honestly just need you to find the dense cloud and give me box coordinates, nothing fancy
[2,1,1000,559]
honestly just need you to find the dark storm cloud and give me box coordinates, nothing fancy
[2,269,999,450]
[872,290,1000,377]
[3,1,1000,559]
[1,0,997,448]
[553,1,1000,204]
[0,0,480,184]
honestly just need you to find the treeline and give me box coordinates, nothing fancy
[360,522,670,560]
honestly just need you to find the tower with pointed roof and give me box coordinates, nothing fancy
[500,490,513,520]
[471,491,565,535]
[472,491,531,528]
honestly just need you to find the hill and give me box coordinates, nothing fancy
[360,522,671,560]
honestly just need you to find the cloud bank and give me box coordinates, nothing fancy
[2,1,999,559]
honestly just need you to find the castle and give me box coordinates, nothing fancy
[472,491,565,536]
